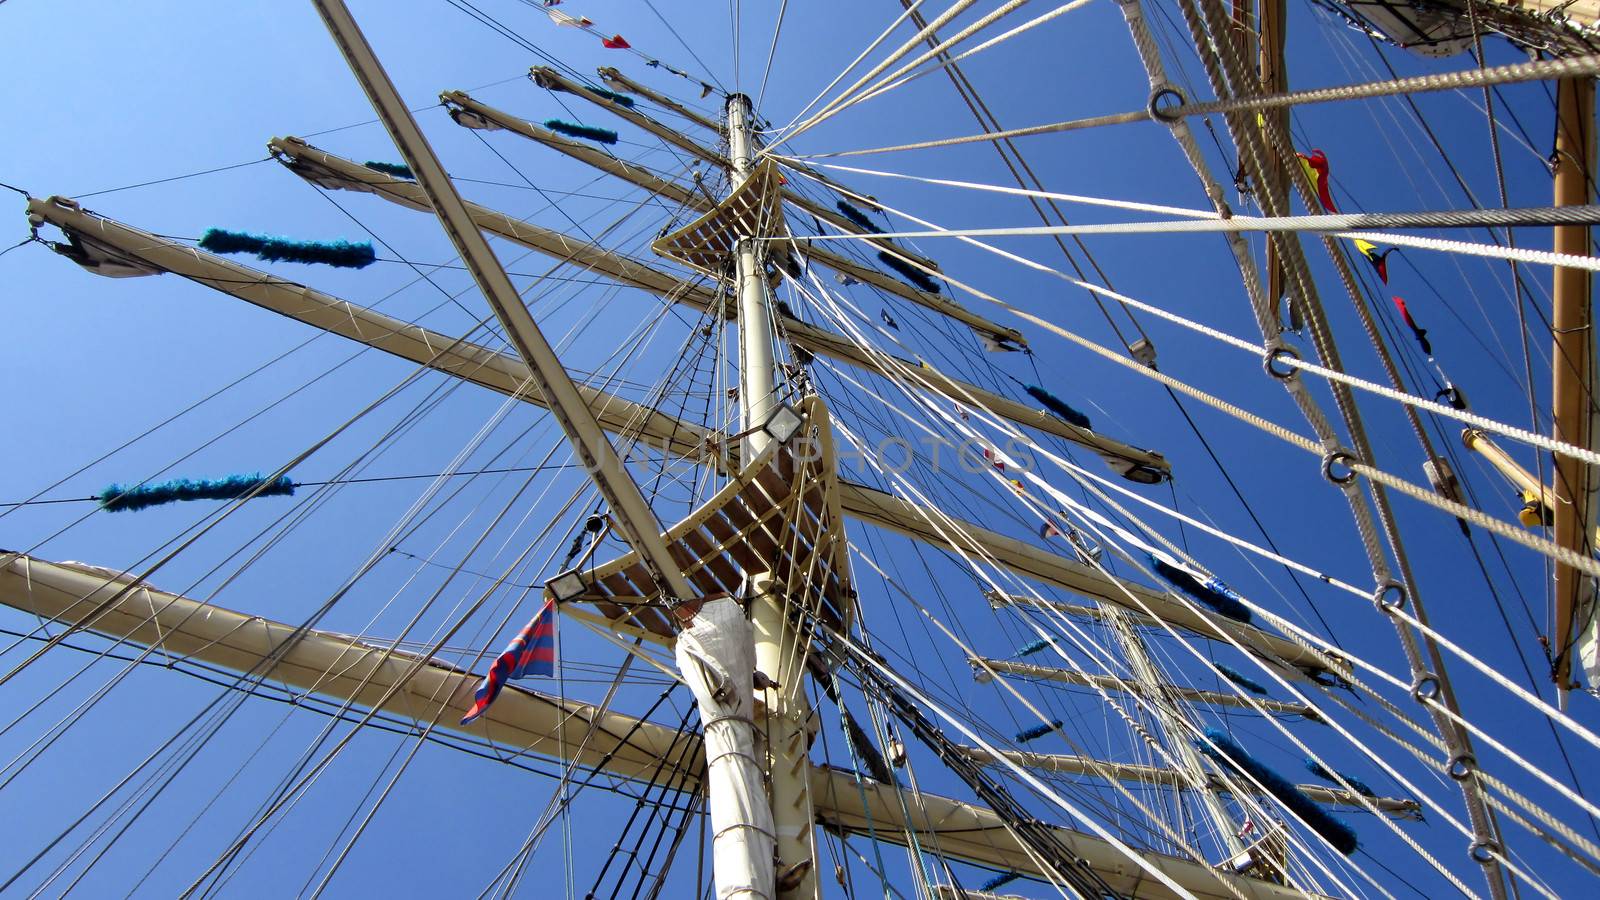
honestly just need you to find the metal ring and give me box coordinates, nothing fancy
[1147,85,1186,122]
[1447,753,1477,781]
[1469,839,1499,865]
[1373,580,1407,614]
[1263,343,1301,381]
[1320,449,1358,485]
[1411,673,1441,704]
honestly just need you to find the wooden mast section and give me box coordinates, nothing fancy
[1257,0,1294,327]
[1550,75,1597,696]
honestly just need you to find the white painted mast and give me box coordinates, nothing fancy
[727,91,819,897]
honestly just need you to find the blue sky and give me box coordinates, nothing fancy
[0,1,1593,897]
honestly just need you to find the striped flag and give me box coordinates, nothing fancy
[461,600,556,725]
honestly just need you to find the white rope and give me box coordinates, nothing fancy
[831,415,1377,898]
[1384,604,1600,757]
[781,157,1220,219]
[791,0,1096,135]
[1223,580,1600,833]
[821,366,1477,897]
[773,0,984,145]
[1337,229,1600,273]
[761,0,927,135]
[777,53,1600,158]
[804,307,1464,897]
[769,204,1600,244]
[774,92,1548,890]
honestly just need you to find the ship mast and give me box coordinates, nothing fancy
[1101,608,1247,861]
[727,91,818,897]
[1549,74,1596,700]
[309,3,787,897]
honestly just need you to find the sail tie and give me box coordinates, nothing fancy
[1215,663,1268,696]
[543,119,619,145]
[198,228,375,269]
[1196,729,1358,855]
[362,160,414,179]
[1015,721,1062,743]
[1305,759,1378,799]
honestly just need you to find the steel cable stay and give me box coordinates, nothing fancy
[759,1,928,136]
[824,406,1425,897]
[790,264,1574,883]
[777,159,1600,473]
[773,0,1095,146]
[768,0,986,147]
[813,0,1097,121]
[833,413,1537,898]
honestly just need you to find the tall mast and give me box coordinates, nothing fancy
[727,91,818,896]
[1548,75,1587,695]
[1100,608,1246,861]
[1255,0,1294,328]
[1550,75,1596,699]
[309,4,784,897]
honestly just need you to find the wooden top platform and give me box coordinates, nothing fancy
[553,395,854,641]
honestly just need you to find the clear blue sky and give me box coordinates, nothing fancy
[0,1,1592,897]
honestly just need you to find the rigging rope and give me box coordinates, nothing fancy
[776,53,1600,159]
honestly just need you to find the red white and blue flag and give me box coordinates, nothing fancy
[461,600,556,725]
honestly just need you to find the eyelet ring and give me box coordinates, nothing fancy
[1148,85,1186,122]
[1447,753,1477,781]
[1321,449,1358,485]
[1411,673,1441,704]
[1469,839,1499,865]
[1264,342,1301,380]
[1374,580,1407,614]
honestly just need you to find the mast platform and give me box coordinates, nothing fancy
[552,395,855,642]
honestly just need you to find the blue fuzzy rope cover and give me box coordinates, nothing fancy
[198,229,375,269]
[99,474,296,513]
